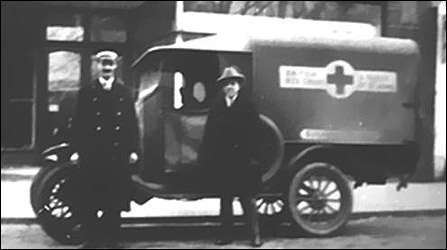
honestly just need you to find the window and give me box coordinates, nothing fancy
[192,82,206,103]
[184,1,382,34]
[173,72,185,110]
[47,51,81,112]
[172,73,208,110]
[46,13,84,41]
[91,15,127,43]
[48,51,81,92]
[157,52,220,111]
[1,52,35,149]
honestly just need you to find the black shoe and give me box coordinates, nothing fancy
[251,235,264,247]
[215,238,233,245]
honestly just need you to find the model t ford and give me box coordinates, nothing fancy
[30,33,420,243]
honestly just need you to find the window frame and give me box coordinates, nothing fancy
[0,51,38,151]
[40,7,132,149]
[43,7,131,85]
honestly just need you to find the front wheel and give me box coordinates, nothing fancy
[287,162,352,236]
[33,163,83,244]
[30,166,55,214]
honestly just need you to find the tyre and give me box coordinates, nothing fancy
[287,162,352,236]
[30,166,54,214]
[34,162,83,244]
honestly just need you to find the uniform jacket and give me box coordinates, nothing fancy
[71,79,139,210]
[71,79,139,161]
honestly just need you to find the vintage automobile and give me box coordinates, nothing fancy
[30,33,420,244]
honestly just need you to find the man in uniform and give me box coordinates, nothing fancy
[200,66,263,247]
[70,50,139,248]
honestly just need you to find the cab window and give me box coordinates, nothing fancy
[160,51,220,112]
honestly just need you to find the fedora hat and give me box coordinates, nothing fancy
[217,66,245,84]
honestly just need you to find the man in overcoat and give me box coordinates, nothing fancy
[200,66,263,247]
[70,50,139,248]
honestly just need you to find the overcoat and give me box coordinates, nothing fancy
[200,94,261,193]
[71,79,139,210]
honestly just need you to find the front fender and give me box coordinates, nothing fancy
[41,143,73,164]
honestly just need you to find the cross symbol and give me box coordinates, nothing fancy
[327,66,354,95]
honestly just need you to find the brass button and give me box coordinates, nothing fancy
[116,111,122,116]
[115,126,121,131]
[96,126,102,131]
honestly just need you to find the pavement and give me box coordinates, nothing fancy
[1,166,446,220]
[2,215,446,248]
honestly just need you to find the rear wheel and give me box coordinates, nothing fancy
[256,197,287,226]
[34,163,83,244]
[287,162,352,236]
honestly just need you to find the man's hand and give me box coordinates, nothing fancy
[129,152,139,164]
[70,152,79,164]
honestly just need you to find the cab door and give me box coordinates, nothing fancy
[161,51,220,173]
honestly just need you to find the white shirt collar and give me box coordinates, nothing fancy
[225,94,238,107]
[99,77,115,91]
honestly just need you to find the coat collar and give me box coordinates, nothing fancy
[93,78,121,92]
[98,77,115,90]
[225,94,239,107]
[219,93,242,109]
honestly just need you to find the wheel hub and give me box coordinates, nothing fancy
[309,192,326,210]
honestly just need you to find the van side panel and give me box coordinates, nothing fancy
[252,39,419,145]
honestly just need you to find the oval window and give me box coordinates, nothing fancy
[193,82,206,103]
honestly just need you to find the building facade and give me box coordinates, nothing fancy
[1,1,444,181]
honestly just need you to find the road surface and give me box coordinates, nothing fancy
[1,214,445,249]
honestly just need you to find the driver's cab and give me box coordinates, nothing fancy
[135,49,252,185]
